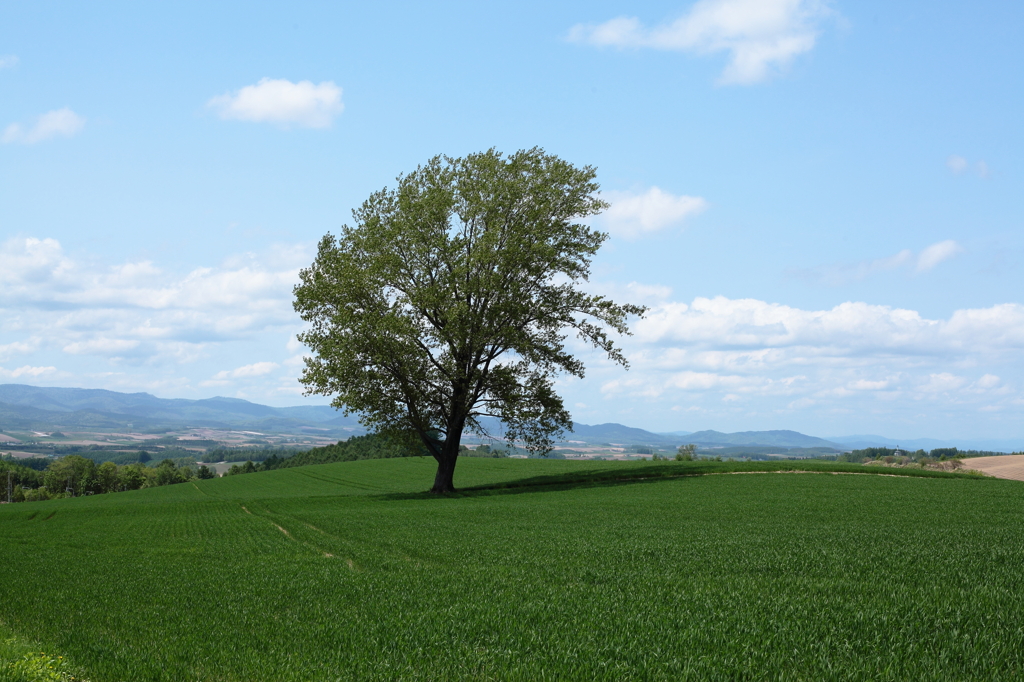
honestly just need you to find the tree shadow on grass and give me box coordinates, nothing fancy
[377,460,982,502]
[377,467,692,502]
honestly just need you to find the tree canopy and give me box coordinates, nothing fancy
[293,148,644,492]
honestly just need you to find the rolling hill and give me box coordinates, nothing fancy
[0,457,1015,680]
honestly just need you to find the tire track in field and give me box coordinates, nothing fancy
[293,515,429,570]
[239,502,360,569]
[264,502,416,571]
[291,467,389,493]
[240,504,292,538]
[191,482,214,497]
[298,521,366,569]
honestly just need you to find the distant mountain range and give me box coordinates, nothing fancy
[562,425,842,449]
[562,422,682,446]
[0,384,1018,452]
[683,429,840,448]
[0,384,362,434]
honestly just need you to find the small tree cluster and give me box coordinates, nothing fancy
[460,444,508,458]
[675,444,697,461]
[5,455,198,503]
[220,433,429,477]
[840,446,984,465]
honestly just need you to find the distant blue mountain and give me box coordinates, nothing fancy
[0,384,360,433]
[564,422,680,445]
[682,429,842,449]
[560,426,842,449]
[466,419,681,446]
[2,384,1016,452]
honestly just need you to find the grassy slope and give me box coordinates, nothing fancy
[0,458,1021,681]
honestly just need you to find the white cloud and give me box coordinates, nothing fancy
[0,236,304,313]
[202,362,280,387]
[208,78,344,128]
[581,292,1024,429]
[621,281,674,303]
[947,155,991,179]
[0,238,340,406]
[916,240,963,272]
[795,240,964,285]
[831,248,912,281]
[568,0,831,84]
[3,232,1020,426]
[270,385,306,396]
[975,374,1000,389]
[283,353,307,369]
[602,187,707,238]
[0,236,311,371]
[62,338,141,356]
[588,286,1009,416]
[228,362,278,378]
[584,280,674,309]
[848,379,889,391]
[635,296,1024,353]
[0,340,38,361]
[602,369,791,400]
[0,55,17,70]
[2,108,85,145]
[920,373,967,393]
[0,365,56,379]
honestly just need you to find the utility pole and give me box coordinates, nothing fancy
[6,471,11,504]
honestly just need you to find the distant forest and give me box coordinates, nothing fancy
[0,433,506,500]
[838,447,1014,463]
[221,435,508,476]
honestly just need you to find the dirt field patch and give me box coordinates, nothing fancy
[964,455,1024,482]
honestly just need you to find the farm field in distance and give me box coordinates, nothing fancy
[0,427,844,464]
[0,426,338,455]
[0,427,680,465]
[1,457,1022,680]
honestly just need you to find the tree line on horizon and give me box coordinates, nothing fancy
[0,433,444,502]
[0,455,213,503]
[837,447,1017,464]
[221,435,509,477]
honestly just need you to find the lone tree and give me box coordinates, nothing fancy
[293,148,644,493]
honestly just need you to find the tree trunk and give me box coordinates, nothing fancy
[430,450,458,494]
[430,413,465,494]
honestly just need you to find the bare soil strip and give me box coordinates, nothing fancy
[727,470,924,478]
[962,455,1024,482]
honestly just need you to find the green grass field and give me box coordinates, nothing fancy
[1,458,1022,681]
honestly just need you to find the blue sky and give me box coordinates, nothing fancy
[1,0,1021,440]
